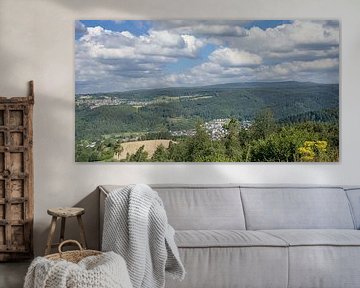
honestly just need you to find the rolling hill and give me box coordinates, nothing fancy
[76,81,339,141]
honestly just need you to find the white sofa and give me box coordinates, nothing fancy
[99,184,360,288]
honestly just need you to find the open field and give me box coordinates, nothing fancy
[114,139,172,160]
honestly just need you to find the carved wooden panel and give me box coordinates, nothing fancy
[0,81,34,261]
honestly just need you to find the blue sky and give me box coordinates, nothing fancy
[76,20,152,38]
[75,20,339,94]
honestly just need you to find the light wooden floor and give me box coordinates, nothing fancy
[0,261,30,288]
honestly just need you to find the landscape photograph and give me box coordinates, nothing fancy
[75,20,339,162]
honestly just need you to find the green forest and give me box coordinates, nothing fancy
[75,81,339,162]
[76,110,339,162]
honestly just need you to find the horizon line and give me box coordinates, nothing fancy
[75,80,339,95]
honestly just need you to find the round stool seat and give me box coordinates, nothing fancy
[47,207,85,218]
[45,207,87,255]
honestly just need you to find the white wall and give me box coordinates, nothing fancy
[0,0,359,256]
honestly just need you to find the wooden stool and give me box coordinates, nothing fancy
[45,207,87,255]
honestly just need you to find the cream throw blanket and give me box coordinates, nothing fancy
[24,252,132,288]
[102,184,185,288]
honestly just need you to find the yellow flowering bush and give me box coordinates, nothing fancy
[298,141,328,162]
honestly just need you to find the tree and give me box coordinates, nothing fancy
[187,123,216,161]
[249,126,310,162]
[114,141,123,158]
[224,119,243,161]
[89,151,102,162]
[168,141,188,162]
[151,144,169,162]
[177,122,211,161]
[167,122,229,162]
[250,108,276,140]
[238,127,251,148]
[127,145,148,162]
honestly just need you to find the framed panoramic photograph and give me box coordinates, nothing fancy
[75,20,339,162]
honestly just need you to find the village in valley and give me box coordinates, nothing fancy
[75,81,339,162]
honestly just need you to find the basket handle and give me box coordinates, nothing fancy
[58,240,83,255]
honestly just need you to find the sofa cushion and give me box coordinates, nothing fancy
[165,246,288,288]
[154,186,246,230]
[175,230,288,248]
[261,230,360,288]
[241,187,355,230]
[287,246,360,288]
[262,229,360,246]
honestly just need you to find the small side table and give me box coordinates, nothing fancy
[45,207,87,255]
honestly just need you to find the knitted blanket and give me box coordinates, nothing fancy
[24,251,132,288]
[102,184,185,288]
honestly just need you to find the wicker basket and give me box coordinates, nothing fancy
[45,240,102,263]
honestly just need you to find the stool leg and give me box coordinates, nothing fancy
[60,217,66,243]
[77,215,87,249]
[45,216,57,255]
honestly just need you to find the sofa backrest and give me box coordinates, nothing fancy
[100,184,246,230]
[345,188,360,229]
[240,186,355,230]
[100,184,357,231]
[153,185,246,230]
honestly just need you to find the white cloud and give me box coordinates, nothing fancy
[147,30,185,47]
[75,25,207,92]
[228,20,339,64]
[252,58,339,82]
[282,58,339,72]
[75,20,339,93]
[153,20,249,37]
[78,26,204,60]
[209,47,262,67]
[163,57,339,88]
[137,32,203,58]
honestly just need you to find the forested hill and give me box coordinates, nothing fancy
[201,81,329,89]
[76,81,339,140]
[76,81,338,101]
